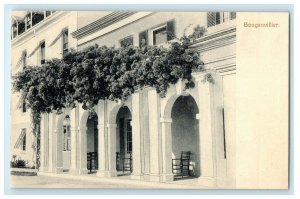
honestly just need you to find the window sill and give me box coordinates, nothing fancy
[206,19,236,35]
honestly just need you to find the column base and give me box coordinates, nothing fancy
[38,166,48,172]
[198,176,217,187]
[78,168,89,175]
[55,167,64,174]
[96,170,106,177]
[68,168,79,175]
[148,173,161,182]
[131,173,143,180]
[162,173,174,182]
[142,173,151,181]
[105,171,117,177]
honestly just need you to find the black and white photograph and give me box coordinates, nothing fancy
[9,10,289,190]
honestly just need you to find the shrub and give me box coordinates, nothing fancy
[10,159,27,168]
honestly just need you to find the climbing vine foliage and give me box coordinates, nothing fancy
[13,25,207,169]
[13,36,204,115]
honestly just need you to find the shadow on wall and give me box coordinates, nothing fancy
[171,95,200,177]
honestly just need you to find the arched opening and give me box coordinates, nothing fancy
[171,95,200,178]
[62,115,71,171]
[86,113,98,173]
[115,106,132,175]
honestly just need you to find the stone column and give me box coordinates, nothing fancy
[54,128,63,173]
[195,74,217,187]
[131,92,142,179]
[97,124,106,177]
[96,101,107,177]
[78,126,88,175]
[39,113,47,172]
[106,123,117,177]
[70,107,78,174]
[160,117,174,182]
[69,127,78,173]
[48,113,54,173]
[148,89,160,182]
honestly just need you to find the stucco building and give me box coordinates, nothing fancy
[11,11,236,188]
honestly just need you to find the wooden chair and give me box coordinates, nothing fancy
[122,153,132,174]
[116,152,120,171]
[87,152,98,173]
[172,151,191,178]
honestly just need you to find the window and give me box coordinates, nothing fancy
[120,36,133,48]
[18,21,25,35]
[22,99,26,113]
[230,12,236,20]
[12,22,18,39]
[32,11,45,26]
[152,20,175,45]
[22,50,27,68]
[45,11,52,17]
[40,41,45,64]
[139,30,148,47]
[153,26,167,45]
[25,14,32,30]
[21,128,26,151]
[126,119,132,153]
[207,12,236,28]
[63,125,71,151]
[62,29,68,56]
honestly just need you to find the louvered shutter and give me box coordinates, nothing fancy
[207,12,216,27]
[166,20,175,41]
[14,129,26,149]
[139,30,148,47]
[230,12,236,20]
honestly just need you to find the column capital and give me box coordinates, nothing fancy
[193,72,206,81]
[107,123,117,128]
[70,127,78,131]
[160,117,172,123]
[97,124,106,129]
[79,126,87,131]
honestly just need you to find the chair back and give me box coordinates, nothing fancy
[181,151,191,160]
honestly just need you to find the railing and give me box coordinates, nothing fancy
[122,153,132,174]
[116,152,120,171]
[87,152,98,173]
[116,152,132,174]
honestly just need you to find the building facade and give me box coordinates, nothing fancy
[11,11,236,188]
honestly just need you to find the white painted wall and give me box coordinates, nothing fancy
[78,12,206,49]
[222,74,236,187]
[11,11,78,166]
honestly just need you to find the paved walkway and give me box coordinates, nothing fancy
[10,172,212,189]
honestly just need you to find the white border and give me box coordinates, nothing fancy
[1,1,299,199]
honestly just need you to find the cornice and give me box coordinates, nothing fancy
[72,11,137,39]
[190,26,236,53]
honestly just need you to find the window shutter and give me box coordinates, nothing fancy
[15,50,27,69]
[207,12,216,27]
[120,36,133,47]
[139,30,148,47]
[166,20,175,41]
[230,12,236,20]
[14,129,26,149]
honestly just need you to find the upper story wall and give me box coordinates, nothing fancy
[10,11,78,124]
[75,12,236,55]
[11,11,78,75]
[76,12,207,49]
